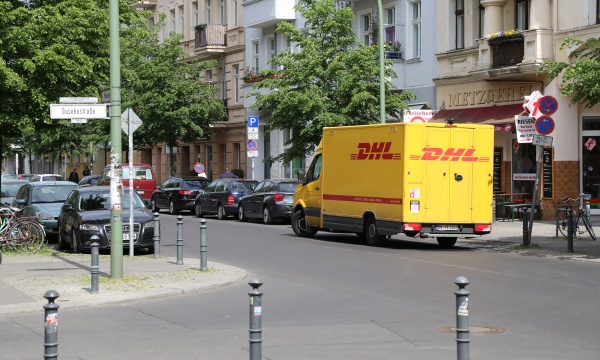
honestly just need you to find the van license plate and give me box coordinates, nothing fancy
[436,225,458,231]
[123,233,138,240]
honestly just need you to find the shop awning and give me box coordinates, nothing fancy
[429,104,526,125]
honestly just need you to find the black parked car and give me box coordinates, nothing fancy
[194,179,258,219]
[78,175,100,188]
[57,187,155,253]
[238,179,298,224]
[151,176,210,214]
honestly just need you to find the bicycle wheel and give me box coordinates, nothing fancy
[556,208,569,237]
[7,220,46,252]
[581,213,596,241]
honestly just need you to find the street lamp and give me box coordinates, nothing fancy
[376,1,385,124]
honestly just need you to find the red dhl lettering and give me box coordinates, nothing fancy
[350,142,402,160]
[409,147,489,162]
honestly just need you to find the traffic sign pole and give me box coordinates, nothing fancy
[128,108,134,257]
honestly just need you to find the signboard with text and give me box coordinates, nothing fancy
[403,110,438,123]
[542,147,553,199]
[515,115,536,143]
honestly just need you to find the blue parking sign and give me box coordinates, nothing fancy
[247,116,259,128]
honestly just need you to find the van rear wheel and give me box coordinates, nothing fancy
[292,210,317,237]
[364,217,384,246]
[437,237,457,248]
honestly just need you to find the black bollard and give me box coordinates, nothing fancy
[199,219,207,271]
[454,276,470,360]
[153,212,160,259]
[43,290,60,360]
[567,209,574,253]
[176,215,183,265]
[248,278,263,360]
[90,239,99,294]
[522,208,529,246]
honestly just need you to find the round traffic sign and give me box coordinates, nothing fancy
[194,162,205,174]
[538,96,558,115]
[247,139,257,151]
[535,116,555,135]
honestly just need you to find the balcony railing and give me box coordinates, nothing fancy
[489,35,524,68]
[195,24,226,49]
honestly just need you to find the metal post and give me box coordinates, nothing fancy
[567,209,574,253]
[248,278,263,360]
[176,215,183,265]
[200,218,207,271]
[153,212,160,259]
[492,198,496,223]
[454,276,470,360]
[522,208,530,247]
[43,290,60,360]
[90,239,99,294]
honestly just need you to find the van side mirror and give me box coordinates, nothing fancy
[297,169,306,184]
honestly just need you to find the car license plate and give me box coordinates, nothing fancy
[137,191,144,194]
[436,225,459,231]
[123,233,138,240]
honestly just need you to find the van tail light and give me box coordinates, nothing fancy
[474,224,491,234]
[403,223,422,232]
[273,193,284,202]
[179,190,193,195]
[227,194,235,204]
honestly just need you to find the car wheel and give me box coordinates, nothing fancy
[169,200,178,215]
[238,205,248,222]
[151,198,159,213]
[263,206,272,225]
[364,216,384,246]
[58,225,69,250]
[194,203,204,218]
[291,210,317,237]
[217,204,227,220]
[437,237,457,248]
[71,230,80,254]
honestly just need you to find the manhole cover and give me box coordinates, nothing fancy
[437,325,505,335]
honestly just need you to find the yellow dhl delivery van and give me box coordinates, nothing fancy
[292,122,494,247]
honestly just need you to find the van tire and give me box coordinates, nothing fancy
[364,217,384,246]
[437,237,457,248]
[292,210,317,237]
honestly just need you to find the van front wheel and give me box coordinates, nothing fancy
[292,210,317,237]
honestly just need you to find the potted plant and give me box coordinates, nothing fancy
[259,68,278,79]
[242,67,259,83]
[385,41,402,59]
[486,29,524,45]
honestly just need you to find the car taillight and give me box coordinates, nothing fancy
[179,190,193,195]
[403,223,422,232]
[227,194,235,204]
[273,193,284,202]
[474,224,491,233]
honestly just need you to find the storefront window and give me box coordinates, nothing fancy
[512,140,536,201]
[582,116,600,210]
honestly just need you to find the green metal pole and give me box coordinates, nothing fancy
[109,0,123,278]
[377,1,385,124]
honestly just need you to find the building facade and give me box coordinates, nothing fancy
[432,0,600,219]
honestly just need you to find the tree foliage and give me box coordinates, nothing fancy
[539,37,600,108]
[248,0,413,163]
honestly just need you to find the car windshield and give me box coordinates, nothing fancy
[32,185,77,203]
[44,176,65,181]
[278,183,298,193]
[183,180,204,189]
[1,183,24,197]
[80,191,145,211]
[232,182,256,192]
[240,182,258,191]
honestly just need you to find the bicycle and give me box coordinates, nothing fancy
[555,194,596,241]
[0,206,46,255]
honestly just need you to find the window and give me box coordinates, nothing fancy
[206,69,213,83]
[206,0,211,24]
[478,1,485,39]
[285,36,293,53]
[179,5,184,34]
[283,128,292,144]
[233,0,238,27]
[409,1,421,58]
[252,40,260,71]
[384,7,396,44]
[193,1,198,26]
[267,36,276,70]
[306,154,322,183]
[515,0,529,30]
[170,9,176,33]
[220,0,225,24]
[362,13,371,45]
[233,65,239,103]
[456,0,465,49]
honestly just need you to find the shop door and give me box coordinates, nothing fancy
[582,133,600,214]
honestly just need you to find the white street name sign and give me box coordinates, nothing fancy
[50,104,107,119]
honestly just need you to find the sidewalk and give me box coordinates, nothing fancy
[1,217,599,316]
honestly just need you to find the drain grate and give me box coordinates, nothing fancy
[437,325,505,335]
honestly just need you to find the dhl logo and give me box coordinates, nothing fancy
[409,147,489,162]
[350,142,402,160]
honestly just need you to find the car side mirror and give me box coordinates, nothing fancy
[62,204,74,212]
[15,199,26,205]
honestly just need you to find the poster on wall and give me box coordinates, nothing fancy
[542,147,553,199]
[493,148,502,193]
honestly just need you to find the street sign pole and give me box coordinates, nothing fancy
[128,108,134,257]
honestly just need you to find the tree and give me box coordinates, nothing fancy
[120,15,226,175]
[539,37,600,108]
[248,0,414,164]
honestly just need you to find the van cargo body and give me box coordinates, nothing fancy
[292,122,494,247]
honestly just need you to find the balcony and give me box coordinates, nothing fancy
[489,35,524,68]
[242,0,295,28]
[129,0,156,9]
[195,24,226,49]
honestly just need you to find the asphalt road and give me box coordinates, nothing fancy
[2,212,600,359]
